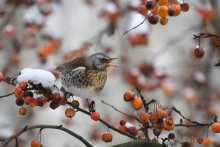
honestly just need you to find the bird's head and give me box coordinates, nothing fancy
[86,52,118,71]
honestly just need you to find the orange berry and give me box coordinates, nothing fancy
[15,92,23,99]
[132,96,143,110]
[180,3,190,12]
[123,91,135,101]
[138,5,148,16]
[170,4,181,16]
[19,107,27,115]
[91,111,100,121]
[59,97,67,105]
[36,97,47,107]
[160,17,168,25]
[31,139,41,147]
[102,132,113,143]
[24,96,34,105]
[211,122,220,133]
[15,87,23,96]
[139,112,150,123]
[107,11,120,22]
[151,5,158,15]
[202,137,212,146]
[52,92,61,101]
[0,72,4,82]
[150,112,159,124]
[118,124,127,133]
[158,6,168,17]
[157,108,167,118]
[163,116,174,131]
[72,100,79,108]
[65,108,75,118]
[158,0,168,6]
[30,99,38,108]
[19,82,28,89]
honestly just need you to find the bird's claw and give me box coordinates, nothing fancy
[89,101,95,112]
[60,87,73,98]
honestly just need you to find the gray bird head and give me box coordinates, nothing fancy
[85,52,118,71]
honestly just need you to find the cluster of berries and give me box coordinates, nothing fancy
[139,0,190,25]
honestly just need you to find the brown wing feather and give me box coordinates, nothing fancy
[56,57,86,73]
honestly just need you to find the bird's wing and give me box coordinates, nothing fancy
[55,57,86,73]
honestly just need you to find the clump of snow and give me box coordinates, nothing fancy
[125,122,135,128]
[17,68,56,88]
[23,5,44,25]
[128,12,149,36]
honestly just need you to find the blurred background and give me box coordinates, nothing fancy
[0,0,220,146]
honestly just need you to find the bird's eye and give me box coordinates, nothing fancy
[99,58,106,63]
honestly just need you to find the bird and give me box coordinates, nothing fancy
[56,52,117,110]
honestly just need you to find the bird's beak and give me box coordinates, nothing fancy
[107,58,118,67]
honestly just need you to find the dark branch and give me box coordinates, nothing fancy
[175,123,211,127]
[136,88,149,112]
[171,106,210,126]
[123,17,147,35]
[71,103,137,140]
[0,92,15,99]
[101,100,141,123]
[193,33,220,40]
[0,125,93,147]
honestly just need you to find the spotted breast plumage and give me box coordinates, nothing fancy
[56,52,117,99]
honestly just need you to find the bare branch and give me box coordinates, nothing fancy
[101,100,141,122]
[0,91,15,99]
[175,123,211,127]
[171,106,211,126]
[70,103,137,140]
[0,125,93,147]
[123,17,147,35]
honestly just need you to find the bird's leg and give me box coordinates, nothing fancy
[86,99,96,112]
[60,87,73,98]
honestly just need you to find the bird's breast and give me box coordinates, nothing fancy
[61,67,107,95]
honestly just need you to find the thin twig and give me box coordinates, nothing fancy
[193,33,220,40]
[171,106,210,126]
[70,103,137,140]
[136,88,149,112]
[101,100,141,122]
[123,17,147,35]
[0,125,93,147]
[0,92,15,99]
[151,25,198,60]
[175,123,211,127]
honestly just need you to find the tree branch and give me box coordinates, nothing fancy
[0,91,15,99]
[74,105,137,140]
[101,100,141,123]
[0,125,93,147]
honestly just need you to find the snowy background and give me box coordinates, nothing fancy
[0,0,220,147]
